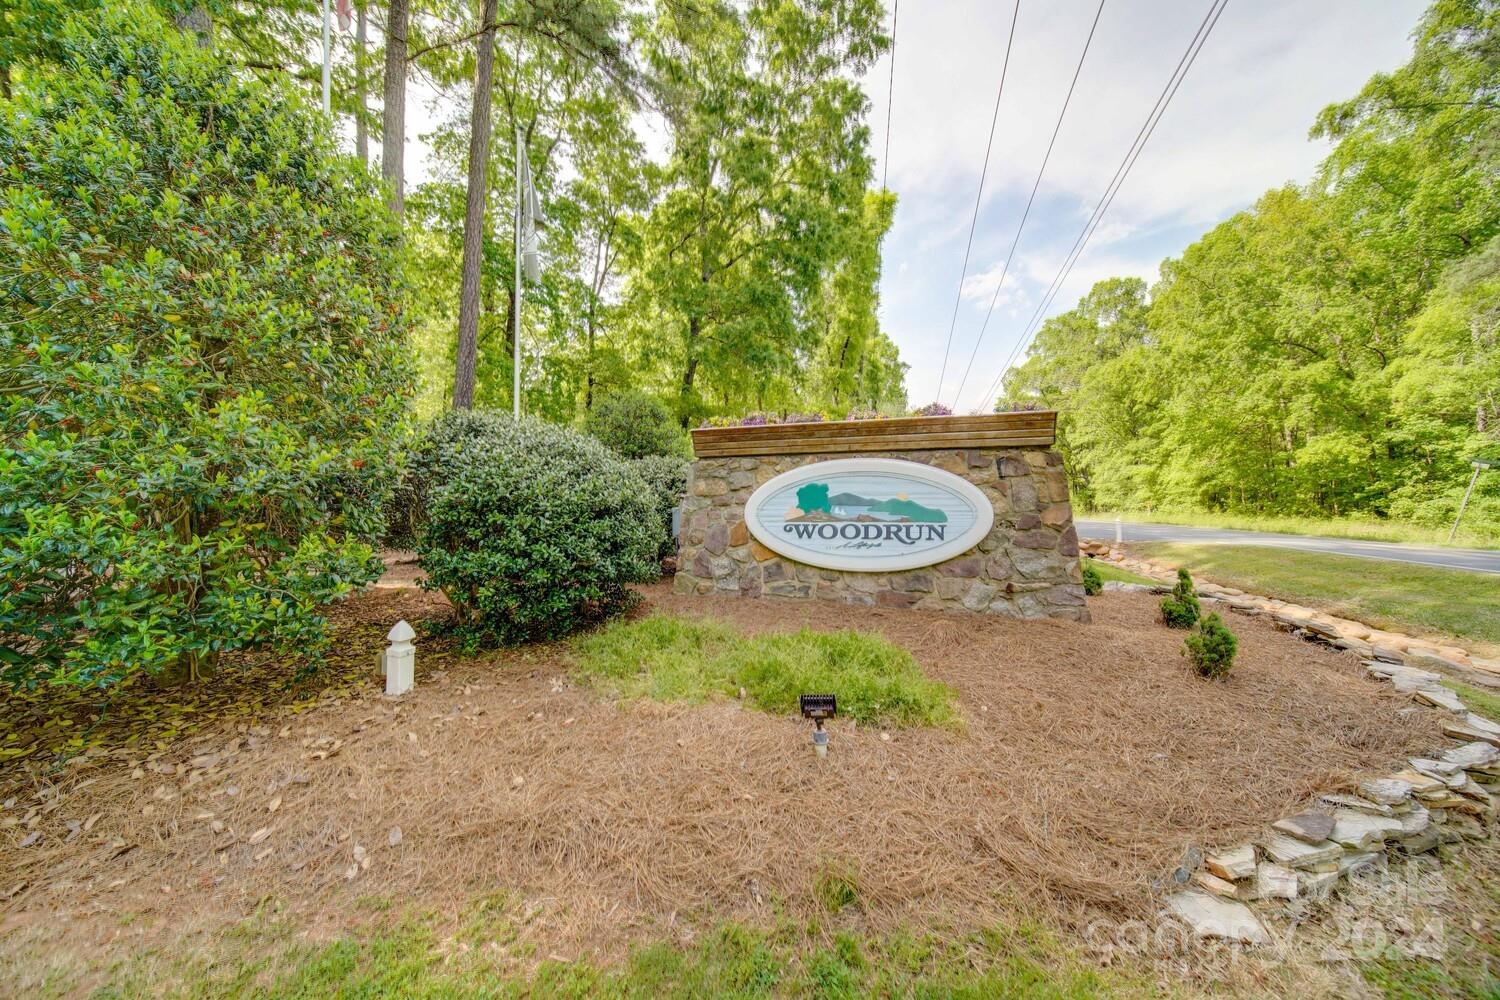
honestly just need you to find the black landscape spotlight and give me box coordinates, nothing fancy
[800,694,836,757]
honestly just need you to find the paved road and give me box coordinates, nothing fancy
[1075,520,1500,575]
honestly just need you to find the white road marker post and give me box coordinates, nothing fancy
[1115,516,1123,544]
[384,620,415,696]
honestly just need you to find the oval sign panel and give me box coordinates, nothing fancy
[744,458,995,573]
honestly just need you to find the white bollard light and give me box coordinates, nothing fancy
[384,619,416,696]
[1115,516,1123,544]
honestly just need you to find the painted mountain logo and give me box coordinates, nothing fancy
[781,482,949,544]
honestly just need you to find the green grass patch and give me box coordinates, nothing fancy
[1087,560,1159,587]
[1443,680,1500,723]
[1356,842,1500,999]
[812,859,862,914]
[572,614,958,728]
[1131,543,1500,653]
[1089,508,1500,550]
[61,908,1165,999]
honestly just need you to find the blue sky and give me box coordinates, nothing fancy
[862,0,1429,412]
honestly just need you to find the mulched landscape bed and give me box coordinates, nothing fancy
[0,582,1446,972]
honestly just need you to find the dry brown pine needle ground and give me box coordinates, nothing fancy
[0,583,1447,966]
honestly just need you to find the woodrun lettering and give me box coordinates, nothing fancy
[783,522,946,544]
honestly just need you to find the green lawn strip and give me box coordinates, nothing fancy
[1356,841,1500,999]
[1088,509,1500,551]
[1087,560,1160,587]
[1129,543,1500,652]
[74,906,1168,999]
[571,613,958,728]
[1442,680,1500,723]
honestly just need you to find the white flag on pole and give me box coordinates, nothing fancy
[517,140,545,282]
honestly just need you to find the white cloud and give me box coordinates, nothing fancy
[959,258,1025,305]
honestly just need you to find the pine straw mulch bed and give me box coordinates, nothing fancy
[0,582,1446,969]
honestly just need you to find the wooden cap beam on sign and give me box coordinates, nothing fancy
[690,411,1057,458]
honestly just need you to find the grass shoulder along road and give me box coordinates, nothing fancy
[1128,542,1500,655]
[1088,509,1500,550]
[1088,560,1159,587]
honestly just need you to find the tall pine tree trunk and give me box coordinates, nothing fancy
[355,3,369,164]
[174,6,212,47]
[452,0,500,410]
[381,0,410,217]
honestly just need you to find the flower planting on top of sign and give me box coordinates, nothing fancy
[745,459,995,573]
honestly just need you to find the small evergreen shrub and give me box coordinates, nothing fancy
[632,454,690,560]
[1159,568,1201,628]
[417,414,659,648]
[1081,560,1103,596]
[1185,613,1238,678]
[584,390,687,459]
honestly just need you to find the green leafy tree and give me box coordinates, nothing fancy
[808,190,908,414]
[0,4,413,687]
[585,391,687,458]
[632,0,888,426]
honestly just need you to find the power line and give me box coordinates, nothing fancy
[882,0,898,191]
[948,0,1107,409]
[977,0,1230,414]
[933,0,1022,401]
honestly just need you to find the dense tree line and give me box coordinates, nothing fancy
[1000,0,1499,528]
[400,0,909,423]
[4,0,907,427]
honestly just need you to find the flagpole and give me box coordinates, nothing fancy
[513,128,523,419]
[321,0,332,112]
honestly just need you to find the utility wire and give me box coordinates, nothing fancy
[977,0,1229,413]
[948,0,1107,409]
[882,0,898,190]
[933,0,1021,400]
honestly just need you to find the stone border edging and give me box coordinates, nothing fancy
[1082,541,1500,688]
[1076,542,1500,944]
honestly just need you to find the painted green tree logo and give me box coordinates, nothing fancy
[797,482,831,513]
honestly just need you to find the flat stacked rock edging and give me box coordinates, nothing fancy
[1159,656,1499,943]
[1080,542,1500,944]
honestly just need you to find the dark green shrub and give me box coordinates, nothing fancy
[584,391,687,459]
[1185,613,1238,678]
[0,7,412,688]
[1081,560,1103,596]
[1160,568,1201,628]
[382,410,506,548]
[417,414,659,648]
[632,454,690,560]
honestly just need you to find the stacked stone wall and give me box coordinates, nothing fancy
[672,447,1088,622]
